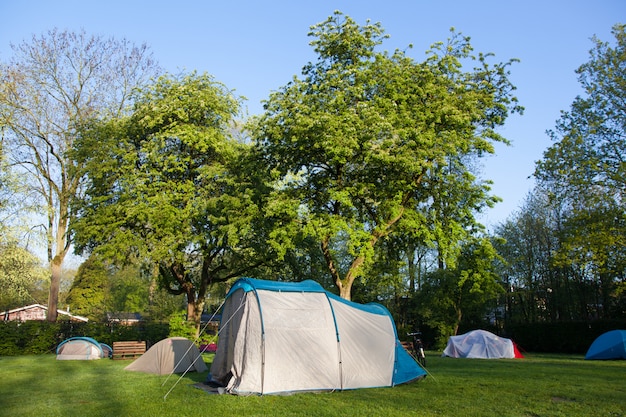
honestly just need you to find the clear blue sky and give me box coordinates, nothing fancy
[1,0,624,228]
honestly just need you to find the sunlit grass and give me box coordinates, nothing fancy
[0,352,624,416]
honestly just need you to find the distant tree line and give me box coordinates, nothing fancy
[494,24,626,328]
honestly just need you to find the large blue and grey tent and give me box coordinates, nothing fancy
[585,330,626,360]
[208,278,426,395]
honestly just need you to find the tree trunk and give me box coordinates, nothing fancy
[185,288,199,321]
[46,208,69,322]
[185,292,205,339]
[338,281,351,300]
[407,244,416,292]
[47,257,62,322]
[453,307,462,335]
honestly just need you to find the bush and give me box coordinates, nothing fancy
[0,321,21,355]
[168,310,197,340]
[0,320,169,355]
[20,321,61,354]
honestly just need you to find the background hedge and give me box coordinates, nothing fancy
[0,320,169,356]
[507,320,626,354]
[1,319,624,356]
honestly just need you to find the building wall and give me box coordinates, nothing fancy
[4,306,47,321]
[2,304,88,322]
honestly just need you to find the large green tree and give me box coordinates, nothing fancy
[252,12,521,300]
[72,72,271,324]
[0,29,160,321]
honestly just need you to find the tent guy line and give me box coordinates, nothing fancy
[162,298,228,400]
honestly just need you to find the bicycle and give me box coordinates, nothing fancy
[407,332,426,367]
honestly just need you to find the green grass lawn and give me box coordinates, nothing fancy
[0,352,624,417]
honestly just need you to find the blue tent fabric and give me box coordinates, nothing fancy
[226,277,326,296]
[57,336,102,353]
[393,342,426,385]
[585,330,626,360]
[100,343,113,358]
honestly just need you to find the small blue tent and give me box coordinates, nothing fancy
[209,278,426,395]
[57,336,107,360]
[585,330,626,360]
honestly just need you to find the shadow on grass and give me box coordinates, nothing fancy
[0,354,213,417]
[0,355,128,416]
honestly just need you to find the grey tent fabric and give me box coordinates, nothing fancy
[208,278,426,395]
[124,337,208,375]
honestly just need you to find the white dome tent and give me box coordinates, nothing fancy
[442,330,524,359]
[56,336,110,360]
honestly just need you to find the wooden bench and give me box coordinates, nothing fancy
[112,341,146,360]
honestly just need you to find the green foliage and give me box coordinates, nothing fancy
[0,321,61,355]
[167,310,197,340]
[493,189,626,324]
[64,255,109,320]
[63,254,181,322]
[0,321,21,355]
[535,23,626,270]
[536,24,626,198]
[414,237,503,347]
[107,265,150,314]
[72,71,271,322]
[19,321,61,354]
[0,242,48,311]
[0,149,40,246]
[143,284,186,322]
[104,322,169,346]
[252,12,521,299]
[493,192,557,323]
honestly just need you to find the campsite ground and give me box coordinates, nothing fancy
[0,352,624,416]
